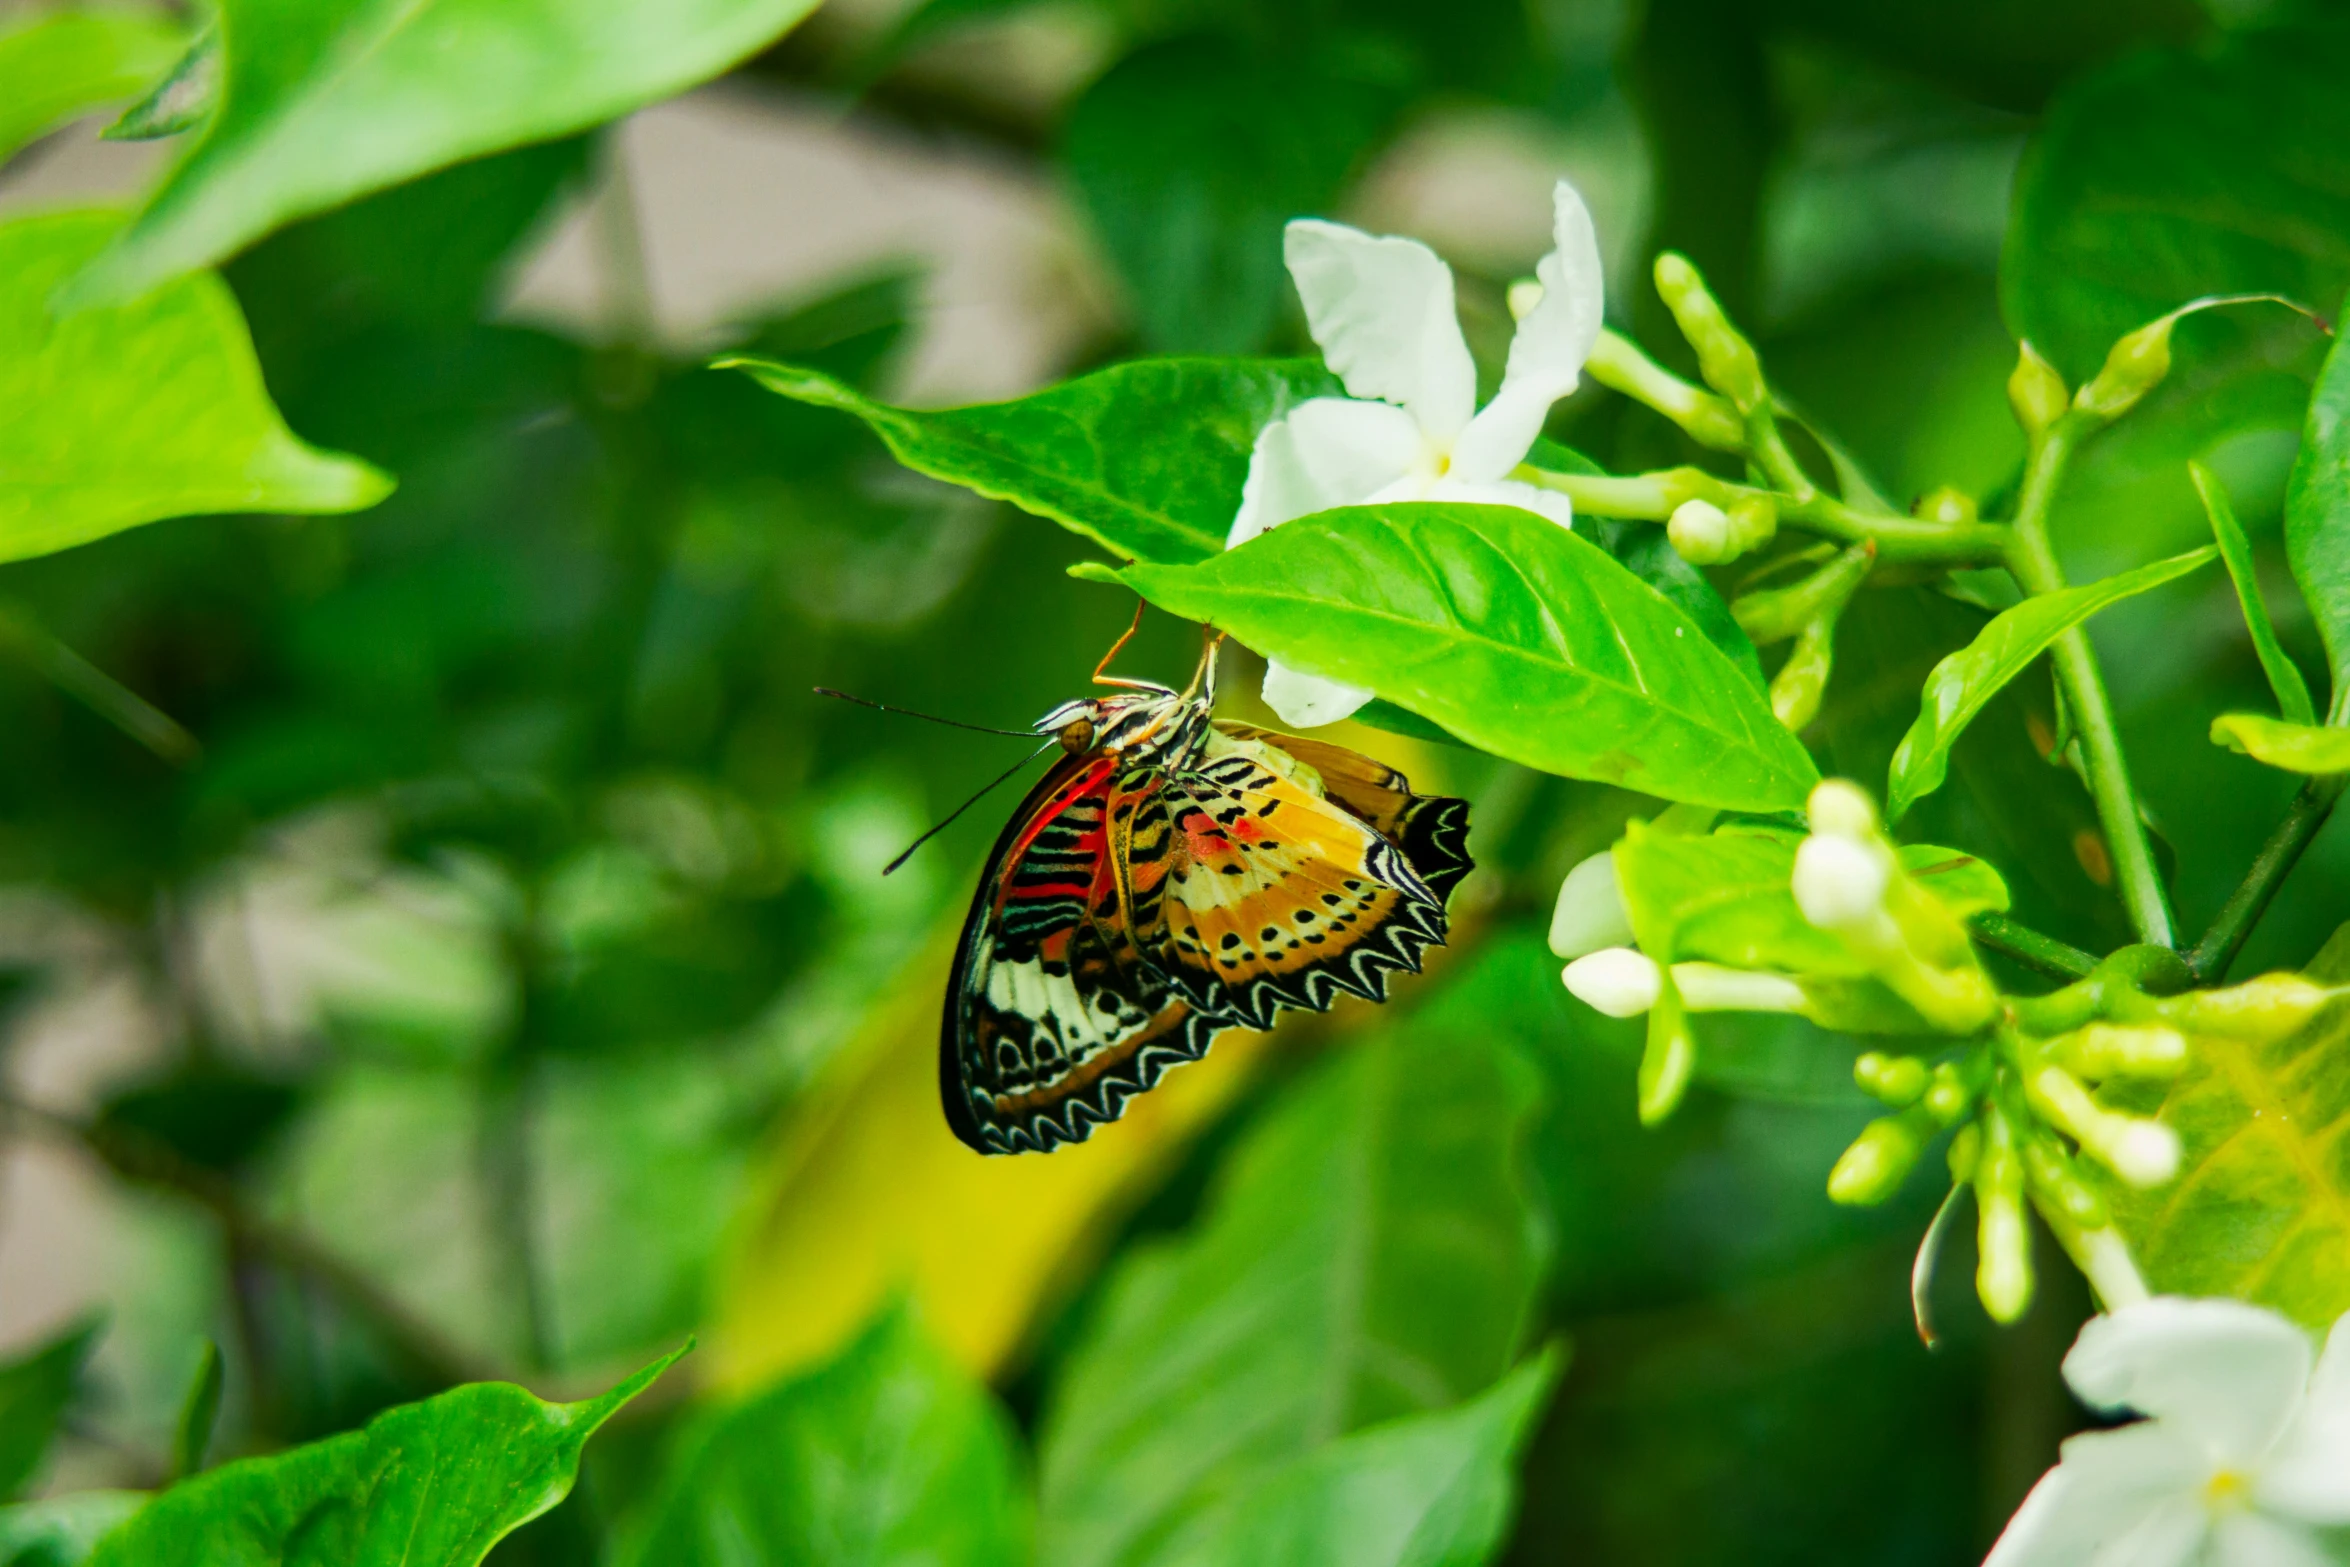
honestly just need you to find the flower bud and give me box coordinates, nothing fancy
[1793,833,1890,929]
[1549,851,1634,960]
[1947,1121,1981,1181]
[1506,278,1544,323]
[2157,973,2336,1043]
[1653,252,1767,413]
[1638,996,1696,1125]
[2053,1022,2189,1081]
[2074,315,2175,424]
[1828,1106,1934,1205]
[1727,494,1778,552]
[2007,341,2069,437]
[1855,1050,1929,1107]
[1806,779,1877,840]
[1974,1113,2034,1323]
[1923,1062,1971,1123]
[1563,947,1662,1017]
[1769,618,1833,732]
[1673,962,1808,1013]
[2020,1133,2109,1228]
[2026,1064,2180,1188]
[1913,486,1977,524]
[1667,498,1734,564]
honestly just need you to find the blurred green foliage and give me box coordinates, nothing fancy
[3,0,2348,1563]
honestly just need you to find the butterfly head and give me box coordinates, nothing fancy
[1033,685,1189,759]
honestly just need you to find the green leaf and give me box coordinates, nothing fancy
[2194,460,2316,726]
[0,4,185,164]
[2098,929,2350,1330]
[725,356,1339,565]
[2210,713,2350,776]
[2287,302,2350,721]
[1112,502,1821,813]
[1887,546,2217,820]
[1,210,389,564]
[61,0,827,306]
[1037,1001,1547,1567]
[2004,18,2350,422]
[618,1308,1026,1567]
[168,1342,223,1483]
[0,1492,145,1567]
[1147,1351,1561,1567]
[1600,526,1766,692]
[86,1345,685,1567]
[1065,37,1391,354]
[0,1318,101,1502]
[102,23,216,141]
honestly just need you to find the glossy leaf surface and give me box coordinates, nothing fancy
[1147,1353,1559,1567]
[2195,460,2315,726]
[2098,932,2350,1330]
[86,1348,682,1566]
[2288,307,2350,721]
[1887,546,2216,819]
[1,210,388,564]
[2209,714,2350,776]
[64,0,825,304]
[1111,503,1820,812]
[620,1310,1027,1567]
[728,357,1339,565]
[0,4,184,163]
[1036,991,1547,1567]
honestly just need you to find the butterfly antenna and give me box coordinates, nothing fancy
[884,739,1057,875]
[814,687,1037,739]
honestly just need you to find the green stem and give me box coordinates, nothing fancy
[2003,420,2176,949]
[1970,913,2099,982]
[1517,466,2011,565]
[2185,775,2346,982]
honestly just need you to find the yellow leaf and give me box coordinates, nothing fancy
[2210,712,2350,774]
[709,929,1267,1390]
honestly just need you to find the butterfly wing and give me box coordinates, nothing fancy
[1130,728,1462,1032]
[1212,722,1475,902]
[942,753,1221,1155]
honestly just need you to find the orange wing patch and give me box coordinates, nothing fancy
[1212,723,1475,903]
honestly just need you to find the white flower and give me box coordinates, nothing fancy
[1562,947,1808,1018]
[1987,1298,2350,1567]
[1549,850,1634,960]
[1228,179,1607,728]
[1562,947,1661,1017]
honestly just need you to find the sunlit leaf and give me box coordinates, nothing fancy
[61,0,827,306]
[2209,713,2350,776]
[1146,1351,1561,1567]
[712,936,1268,1392]
[724,357,1340,565]
[618,1308,1027,1567]
[1887,546,2216,820]
[0,210,389,565]
[2004,17,2348,435]
[2096,930,2350,1330]
[1036,990,1547,1567]
[2288,307,2350,720]
[86,1346,684,1567]
[1105,502,1821,813]
[0,3,185,163]
[0,1318,100,1501]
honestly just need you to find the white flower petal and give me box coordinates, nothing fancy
[1990,1424,2207,1567]
[2091,1493,2213,1567]
[2208,1512,2336,1567]
[1549,850,1632,960]
[1283,219,1477,443]
[1447,181,1605,484]
[1229,397,1423,549]
[1261,658,1374,729]
[1425,473,1578,531]
[2066,1299,2314,1467]
[2260,1312,2350,1524]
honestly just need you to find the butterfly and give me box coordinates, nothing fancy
[941,625,1472,1155]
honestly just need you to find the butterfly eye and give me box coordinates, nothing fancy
[1056,717,1096,754]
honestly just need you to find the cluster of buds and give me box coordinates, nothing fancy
[1552,777,2346,1325]
[1666,493,1777,567]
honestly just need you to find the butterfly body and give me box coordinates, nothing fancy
[942,652,1470,1155]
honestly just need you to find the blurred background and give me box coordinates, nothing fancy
[2,0,2339,1561]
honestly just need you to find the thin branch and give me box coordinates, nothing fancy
[2186,776,2346,982]
[1970,913,2099,982]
